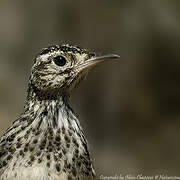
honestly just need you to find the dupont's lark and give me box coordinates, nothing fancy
[0,44,119,180]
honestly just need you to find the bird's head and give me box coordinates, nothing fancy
[28,44,119,99]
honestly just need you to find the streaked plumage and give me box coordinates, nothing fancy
[0,44,119,180]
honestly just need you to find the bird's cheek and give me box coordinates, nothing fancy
[68,72,86,91]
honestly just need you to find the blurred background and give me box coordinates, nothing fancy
[0,0,180,177]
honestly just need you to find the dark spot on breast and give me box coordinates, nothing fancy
[21,126,26,130]
[72,168,77,177]
[41,139,46,146]
[17,137,22,142]
[47,147,53,152]
[57,129,61,134]
[36,151,41,156]
[9,147,16,153]
[35,131,41,136]
[2,160,7,166]
[42,111,48,116]
[38,158,42,163]
[85,172,90,176]
[13,162,16,167]
[68,131,72,136]
[64,135,70,143]
[7,134,15,142]
[6,155,13,161]
[28,161,32,165]
[75,153,78,158]
[66,143,70,148]
[80,155,84,160]
[59,152,62,158]
[54,155,58,162]
[19,150,24,157]
[62,149,67,155]
[77,161,81,167]
[55,164,61,172]
[77,132,81,138]
[25,143,29,148]
[84,160,89,166]
[67,163,71,169]
[39,145,45,150]
[47,162,50,168]
[29,146,35,152]
[24,146,28,152]
[0,151,7,158]
[24,134,29,139]
[46,154,51,160]
[26,130,30,135]
[0,138,5,144]
[69,126,73,131]
[72,138,79,147]
[33,139,38,144]
[16,143,22,149]
[75,149,79,154]
[39,139,46,150]
[62,126,65,134]
[52,117,57,128]
[55,141,61,147]
[64,159,67,166]
[55,136,61,142]
[72,157,75,162]
[48,127,53,135]
[30,155,35,161]
[87,167,92,171]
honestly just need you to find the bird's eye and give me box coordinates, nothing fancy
[53,56,67,66]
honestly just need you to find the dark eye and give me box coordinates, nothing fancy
[53,56,67,66]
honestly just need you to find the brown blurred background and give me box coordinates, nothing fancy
[0,0,180,177]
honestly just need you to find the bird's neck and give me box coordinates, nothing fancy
[25,98,73,130]
[18,90,93,172]
[0,86,94,178]
[23,88,82,135]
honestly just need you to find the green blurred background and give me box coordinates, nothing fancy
[0,0,180,177]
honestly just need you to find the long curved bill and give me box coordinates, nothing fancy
[74,54,120,72]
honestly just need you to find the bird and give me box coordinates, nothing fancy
[0,44,119,180]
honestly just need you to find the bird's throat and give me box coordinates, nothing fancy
[0,95,95,178]
[25,96,80,132]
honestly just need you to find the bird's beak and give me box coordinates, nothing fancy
[74,53,120,72]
